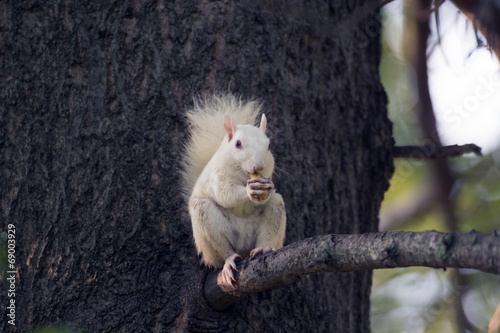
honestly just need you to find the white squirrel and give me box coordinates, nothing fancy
[182,95,286,286]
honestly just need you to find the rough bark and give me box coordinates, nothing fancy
[0,1,391,332]
[205,230,500,311]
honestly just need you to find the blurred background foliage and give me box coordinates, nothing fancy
[372,1,500,332]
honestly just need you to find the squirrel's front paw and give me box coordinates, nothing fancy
[219,254,241,287]
[246,177,275,203]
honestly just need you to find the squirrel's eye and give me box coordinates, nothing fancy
[235,140,242,149]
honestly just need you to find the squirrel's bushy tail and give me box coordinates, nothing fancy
[181,94,262,199]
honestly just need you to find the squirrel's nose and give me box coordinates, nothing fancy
[252,164,264,173]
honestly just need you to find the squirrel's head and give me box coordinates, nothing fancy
[223,113,275,177]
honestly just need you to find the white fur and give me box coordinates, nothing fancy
[181,95,262,198]
[181,94,286,284]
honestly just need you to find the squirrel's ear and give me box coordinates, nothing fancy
[223,114,237,141]
[259,114,267,133]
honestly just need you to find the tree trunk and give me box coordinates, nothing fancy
[0,1,392,332]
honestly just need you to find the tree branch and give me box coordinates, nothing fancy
[410,1,478,329]
[204,230,500,311]
[393,144,482,159]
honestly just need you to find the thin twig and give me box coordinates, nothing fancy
[393,144,482,159]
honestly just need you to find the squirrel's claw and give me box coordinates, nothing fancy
[220,254,241,287]
[246,177,275,203]
[250,246,276,257]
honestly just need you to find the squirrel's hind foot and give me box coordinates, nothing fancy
[250,246,276,257]
[219,253,241,287]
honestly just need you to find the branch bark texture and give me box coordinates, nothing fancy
[205,230,500,311]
